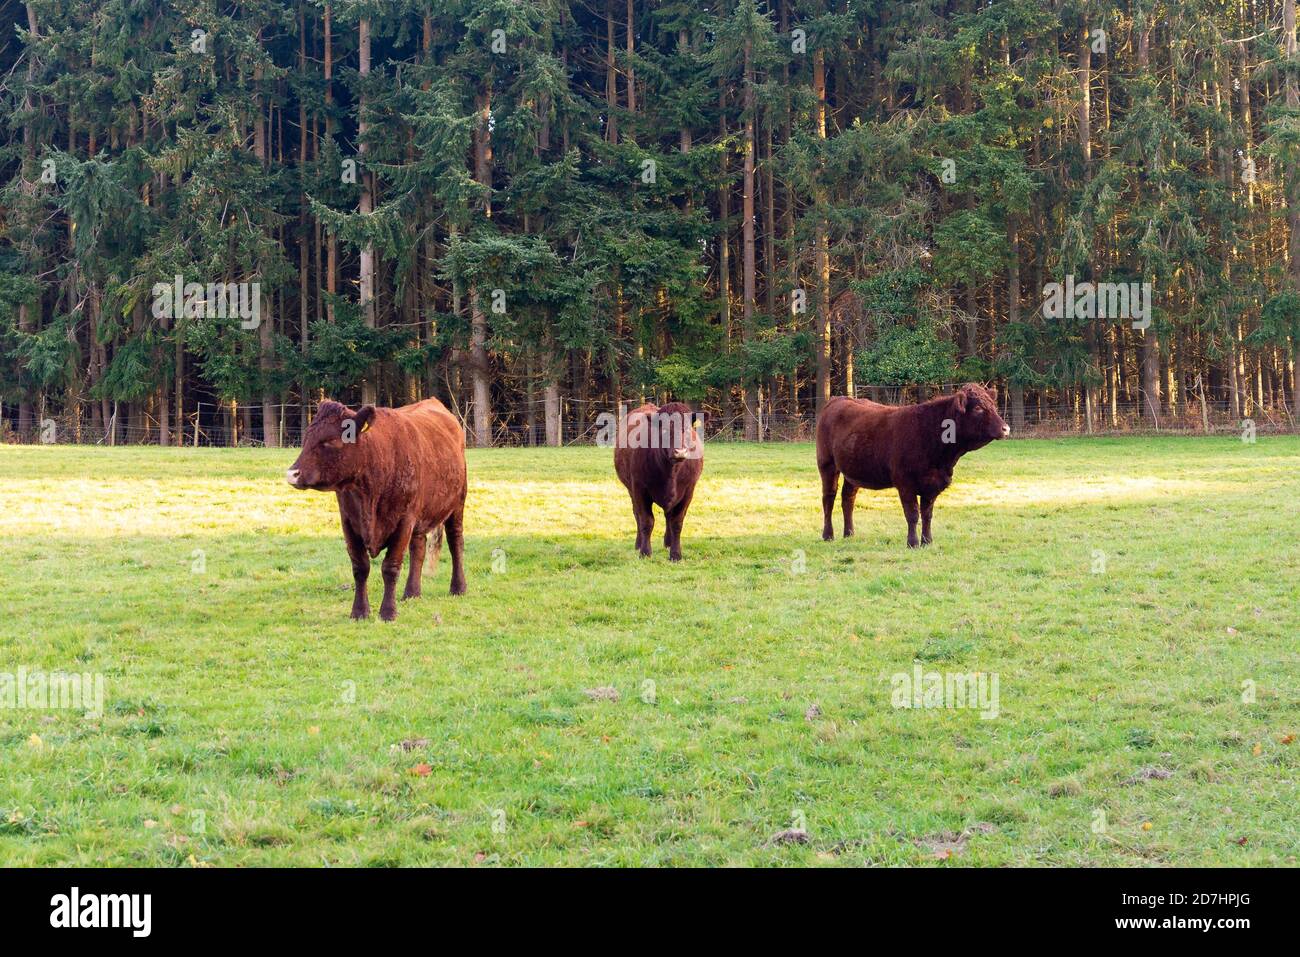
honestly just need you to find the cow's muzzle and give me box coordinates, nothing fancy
[1001,424,1012,438]
[285,468,303,487]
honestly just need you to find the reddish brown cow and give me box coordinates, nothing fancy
[815,383,1009,547]
[286,398,467,620]
[613,402,705,561]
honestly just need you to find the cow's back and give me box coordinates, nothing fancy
[368,398,466,523]
[817,396,897,489]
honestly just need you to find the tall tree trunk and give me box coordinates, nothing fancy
[422,13,438,402]
[17,3,40,437]
[1079,25,1099,432]
[813,47,831,413]
[299,1,311,439]
[157,370,169,446]
[742,39,759,441]
[1137,23,1161,426]
[763,97,777,417]
[679,29,692,152]
[1008,220,1025,432]
[780,0,798,414]
[625,0,635,115]
[254,59,279,446]
[718,87,732,423]
[1286,0,1300,422]
[358,17,376,405]
[605,0,618,144]
[175,324,184,447]
[324,3,337,324]
[470,90,492,447]
[544,375,561,446]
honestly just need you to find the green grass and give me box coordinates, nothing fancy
[0,436,1297,866]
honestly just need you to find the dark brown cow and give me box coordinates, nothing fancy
[815,383,1009,547]
[286,398,467,620]
[613,402,705,561]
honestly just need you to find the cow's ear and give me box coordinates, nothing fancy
[951,390,969,414]
[354,405,376,434]
[986,383,999,404]
[693,411,709,430]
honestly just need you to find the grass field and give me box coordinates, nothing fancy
[0,436,1297,866]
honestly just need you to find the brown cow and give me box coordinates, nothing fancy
[613,402,705,561]
[286,398,467,620]
[816,383,1009,547]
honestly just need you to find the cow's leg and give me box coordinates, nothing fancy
[342,523,371,620]
[633,492,654,558]
[920,494,936,545]
[445,506,467,596]
[630,492,645,555]
[897,486,921,548]
[819,464,840,541]
[664,490,695,562]
[403,530,427,599]
[379,519,415,621]
[841,481,859,538]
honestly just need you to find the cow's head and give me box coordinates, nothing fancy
[657,402,706,462]
[949,383,1010,449]
[285,401,376,491]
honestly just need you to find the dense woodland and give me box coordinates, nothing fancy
[2,0,1300,445]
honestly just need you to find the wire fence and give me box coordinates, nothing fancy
[4,390,1295,448]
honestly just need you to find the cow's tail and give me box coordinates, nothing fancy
[428,524,444,573]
